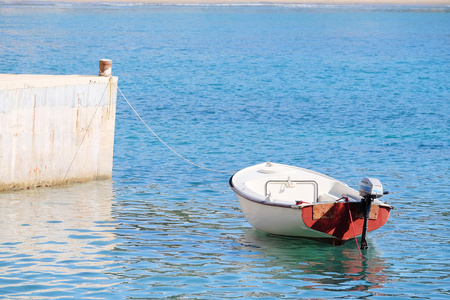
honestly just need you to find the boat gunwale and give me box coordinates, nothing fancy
[229,174,393,210]
[229,174,314,209]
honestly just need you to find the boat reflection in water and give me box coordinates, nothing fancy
[235,229,391,296]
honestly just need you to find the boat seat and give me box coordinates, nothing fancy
[266,180,317,205]
[317,194,338,202]
[328,182,360,199]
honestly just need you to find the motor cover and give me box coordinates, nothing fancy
[359,177,384,198]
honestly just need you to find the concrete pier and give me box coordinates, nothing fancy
[0,70,118,192]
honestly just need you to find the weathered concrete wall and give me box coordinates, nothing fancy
[0,74,118,192]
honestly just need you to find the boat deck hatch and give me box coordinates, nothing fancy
[265,180,318,204]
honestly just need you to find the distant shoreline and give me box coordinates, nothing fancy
[3,0,450,5]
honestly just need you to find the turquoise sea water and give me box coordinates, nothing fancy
[0,3,449,299]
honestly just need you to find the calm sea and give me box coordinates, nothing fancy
[0,2,449,299]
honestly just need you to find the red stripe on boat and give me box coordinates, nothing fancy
[302,202,391,242]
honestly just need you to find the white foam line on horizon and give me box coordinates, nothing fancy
[1,0,449,7]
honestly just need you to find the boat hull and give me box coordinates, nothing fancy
[237,194,391,243]
[236,194,331,239]
[301,201,391,242]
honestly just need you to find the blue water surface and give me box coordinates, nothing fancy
[0,3,449,299]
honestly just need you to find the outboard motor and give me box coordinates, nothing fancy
[359,177,384,199]
[358,178,388,250]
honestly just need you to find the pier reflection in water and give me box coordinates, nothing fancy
[0,181,118,298]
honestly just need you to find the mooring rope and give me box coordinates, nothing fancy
[344,198,366,260]
[116,85,231,174]
[63,78,111,181]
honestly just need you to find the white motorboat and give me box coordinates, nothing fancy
[229,162,392,248]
